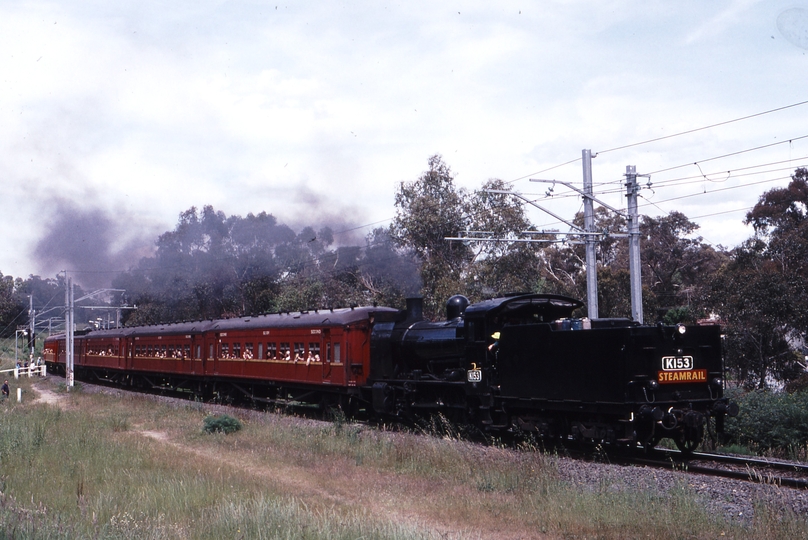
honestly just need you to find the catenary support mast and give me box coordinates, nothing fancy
[626,165,643,323]
[582,149,598,319]
[65,274,74,389]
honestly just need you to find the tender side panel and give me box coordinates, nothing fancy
[497,324,629,403]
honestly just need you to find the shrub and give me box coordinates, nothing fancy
[723,388,808,458]
[203,414,243,434]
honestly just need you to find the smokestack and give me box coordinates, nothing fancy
[405,297,423,322]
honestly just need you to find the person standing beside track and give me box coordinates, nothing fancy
[1,380,9,399]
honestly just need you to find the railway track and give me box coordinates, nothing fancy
[620,448,808,489]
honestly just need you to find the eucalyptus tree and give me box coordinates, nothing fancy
[703,168,808,387]
[463,179,543,298]
[391,154,473,319]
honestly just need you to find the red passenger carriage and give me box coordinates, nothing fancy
[44,306,396,408]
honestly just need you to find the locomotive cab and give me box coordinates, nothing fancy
[463,293,584,372]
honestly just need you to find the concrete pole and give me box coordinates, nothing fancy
[29,295,34,362]
[66,275,75,389]
[626,166,643,323]
[582,149,598,319]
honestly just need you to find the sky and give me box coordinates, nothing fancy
[2,0,808,287]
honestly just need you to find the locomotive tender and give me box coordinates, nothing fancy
[44,293,736,451]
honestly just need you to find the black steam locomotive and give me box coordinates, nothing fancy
[372,293,735,451]
[44,292,736,452]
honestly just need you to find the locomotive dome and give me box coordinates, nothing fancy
[445,295,470,320]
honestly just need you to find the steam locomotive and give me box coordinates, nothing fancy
[43,293,737,451]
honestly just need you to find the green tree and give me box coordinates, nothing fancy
[640,211,726,320]
[744,167,808,331]
[706,168,808,387]
[0,272,25,338]
[464,179,543,298]
[707,240,802,387]
[391,155,473,318]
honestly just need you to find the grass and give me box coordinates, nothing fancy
[0,373,807,538]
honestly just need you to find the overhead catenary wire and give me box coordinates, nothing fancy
[597,100,808,155]
[642,134,808,176]
[510,98,808,182]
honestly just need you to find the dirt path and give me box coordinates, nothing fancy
[29,384,64,407]
[137,427,524,539]
[29,380,541,539]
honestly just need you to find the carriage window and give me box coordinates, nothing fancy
[309,342,320,361]
[168,345,175,357]
[267,342,277,359]
[161,345,167,357]
[184,344,191,358]
[245,343,254,359]
[326,343,331,362]
[280,343,290,360]
[209,344,214,359]
[257,343,264,359]
[294,342,304,361]
[148,345,153,356]
[195,345,201,359]
[221,343,229,358]
[233,343,241,359]
[333,343,341,363]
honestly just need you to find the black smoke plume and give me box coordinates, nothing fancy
[33,200,157,289]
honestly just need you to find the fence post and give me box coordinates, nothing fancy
[17,388,21,403]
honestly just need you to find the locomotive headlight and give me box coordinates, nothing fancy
[646,379,659,391]
[676,324,686,335]
[710,377,723,390]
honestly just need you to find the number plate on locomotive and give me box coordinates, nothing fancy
[661,356,693,370]
[467,369,482,383]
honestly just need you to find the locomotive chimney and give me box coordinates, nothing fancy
[405,297,424,322]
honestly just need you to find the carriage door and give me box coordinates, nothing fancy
[212,334,221,375]
[192,335,202,375]
[127,337,135,370]
[321,329,332,384]
[114,338,123,369]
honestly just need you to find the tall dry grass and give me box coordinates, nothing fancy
[0,376,806,539]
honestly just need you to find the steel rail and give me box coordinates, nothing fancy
[619,449,808,489]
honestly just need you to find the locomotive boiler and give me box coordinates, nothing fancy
[44,292,736,452]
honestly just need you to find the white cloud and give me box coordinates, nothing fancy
[1,1,807,281]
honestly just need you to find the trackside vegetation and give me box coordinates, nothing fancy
[0,375,807,539]
[722,388,808,459]
[202,414,243,434]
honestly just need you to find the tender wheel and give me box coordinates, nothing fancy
[674,434,701,454]
[642,435,661,453]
